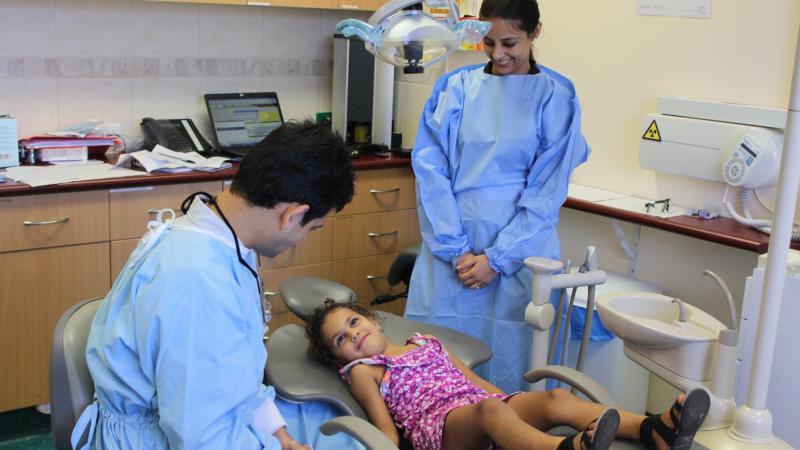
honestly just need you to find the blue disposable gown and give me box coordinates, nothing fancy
[75,200,284,449]
[74,199,361,449]
[405,64,590,393]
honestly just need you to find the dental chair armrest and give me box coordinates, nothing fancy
[320,416,398,450]
[524,365,622,409]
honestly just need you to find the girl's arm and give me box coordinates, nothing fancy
[428,334,505,396]
[350,364,400,446]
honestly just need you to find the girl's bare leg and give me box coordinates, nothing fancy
[506,388,687,449]
[442,397,567,450]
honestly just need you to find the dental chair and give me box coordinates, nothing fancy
[268,276,646,450]
[266,276,492,450]
[50,298,102,450]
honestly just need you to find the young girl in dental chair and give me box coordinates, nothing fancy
[306,301,710,450]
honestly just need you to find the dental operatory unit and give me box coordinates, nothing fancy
[12,1,796,450]
[335,1,800,449]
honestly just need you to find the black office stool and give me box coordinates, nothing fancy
[371,244,419,306]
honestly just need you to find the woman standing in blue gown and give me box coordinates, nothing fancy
[405,0,591,394]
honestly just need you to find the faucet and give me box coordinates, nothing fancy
[702,270,738,331]
[672,298,687,323]
[702,270,740,426]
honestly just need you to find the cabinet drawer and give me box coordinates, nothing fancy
[337,167,416,216]
[332,209,419,260]
[261,262,334,315]
[259,219,333,270]
[110,238,140,285]
[0,190,109,253]
[109,181,223,240]
[0,242,110,411]
[332,253,406,315]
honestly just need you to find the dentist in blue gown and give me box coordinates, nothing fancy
[73,121,357,449]
[405,0,591,394]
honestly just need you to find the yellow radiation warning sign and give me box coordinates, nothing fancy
[642,120,661,142]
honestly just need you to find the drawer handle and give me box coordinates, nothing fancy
[146,209,160,214]
[264,291,277,297]
[369,187,400,194]
[340,4,360,9]
[368,230,398,238]
[23,217,69,226]
[366,275,385,280]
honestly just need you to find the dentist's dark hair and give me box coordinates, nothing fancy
[479,0,541,34]
[306,300,378,370]
[230,120,355,225]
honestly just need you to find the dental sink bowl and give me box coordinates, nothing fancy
[597,291,726,381]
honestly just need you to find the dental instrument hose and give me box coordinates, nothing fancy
[548,259,571,365]
[723,188,800,240]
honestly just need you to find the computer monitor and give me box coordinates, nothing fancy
[204,92,285,157]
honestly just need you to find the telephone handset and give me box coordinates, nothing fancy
[140,117,215,154]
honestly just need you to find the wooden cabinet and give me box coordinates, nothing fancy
[263,166,419,333]
[338,0,384,11]
[0,190,109,253]
[0,243,110,412]
[142,0,247,4]
[0,189,111,411]
[139,0,382,10]
[251,0,338,8]
[107,181,224,284]
[109,181,222,241]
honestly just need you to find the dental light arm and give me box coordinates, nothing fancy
[336,0,491,73]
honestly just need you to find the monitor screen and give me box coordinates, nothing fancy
[206,94,284,149]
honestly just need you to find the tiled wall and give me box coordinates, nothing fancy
[0,0,368,140]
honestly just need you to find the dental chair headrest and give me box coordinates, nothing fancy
[279,277,357,322]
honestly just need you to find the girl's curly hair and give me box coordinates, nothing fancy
[305,299,379,370]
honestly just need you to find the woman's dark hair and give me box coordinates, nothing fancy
[479,0,541,34]
[230,120,355,225]
[305,299,379,370]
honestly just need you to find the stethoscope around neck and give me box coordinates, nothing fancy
[181,191,271,335]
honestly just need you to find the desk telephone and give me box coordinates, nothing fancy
[140,117,214,154]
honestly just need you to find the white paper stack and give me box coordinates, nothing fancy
[116,145,232,173]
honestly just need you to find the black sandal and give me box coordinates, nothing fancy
[557,408,620,450]
[639,388,710,450]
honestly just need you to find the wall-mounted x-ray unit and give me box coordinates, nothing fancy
[639,96,787,183]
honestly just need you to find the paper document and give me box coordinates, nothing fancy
[116,145,232,173]
[5,163,143,187]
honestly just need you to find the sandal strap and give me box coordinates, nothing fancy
[670,399,682,426]
[557,434,577,450]
[582,417,599,449]
[639,414,659,450]
[640,409,679,449]
[653,416,677,446]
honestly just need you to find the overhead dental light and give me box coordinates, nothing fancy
[336,0,491,73]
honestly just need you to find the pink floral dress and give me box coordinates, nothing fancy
[339,333,511,450]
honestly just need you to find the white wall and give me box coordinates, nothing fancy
[0,0,369,140]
